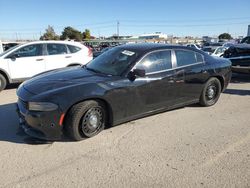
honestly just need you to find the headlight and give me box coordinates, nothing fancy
[28,102,58,111]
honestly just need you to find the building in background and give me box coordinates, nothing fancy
[130,32,168,40]
[202,36,219,43]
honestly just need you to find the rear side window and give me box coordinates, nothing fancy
[11,44,42,58]
[175,50,203,67]
[47,44,68,55]
[67,45,81,53]
[135,50,172,74]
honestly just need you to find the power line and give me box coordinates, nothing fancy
[121,22,249,28]
[120,16,250,23]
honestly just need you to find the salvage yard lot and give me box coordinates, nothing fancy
[0,74,249,187]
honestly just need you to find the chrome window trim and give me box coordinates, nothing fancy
[132,48,205,76]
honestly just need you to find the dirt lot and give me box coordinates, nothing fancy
[0,74,249,188]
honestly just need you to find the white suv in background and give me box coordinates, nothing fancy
[0,40,93,91]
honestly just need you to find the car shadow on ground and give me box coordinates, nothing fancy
[223,89,250,96]
[223,73,250,96]
[0,103,53,144]
[231,73,250,84]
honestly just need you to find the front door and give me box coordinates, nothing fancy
[7,44,45,79]
[126,50,183,117]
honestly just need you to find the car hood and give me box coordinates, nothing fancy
[23,66,112,95]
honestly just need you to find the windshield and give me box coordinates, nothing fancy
[85,47,138,76]
[0,44,22,57]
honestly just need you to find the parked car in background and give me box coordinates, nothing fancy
[202,46,214,55]
[93,47,112,58]
[16,43,232,141]
[0,40,3,54]
[0,40,93,91]
[224,43,250,74]
[202,42,222,55]
[241,36,250,44]
[2,42,20,51]
[186,43,201,50]
[211,46,227,57]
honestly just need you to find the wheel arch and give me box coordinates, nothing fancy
[63,97,114,128]
[0,69,11,84]
[213,75,225,91]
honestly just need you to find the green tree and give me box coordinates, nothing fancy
[83,29,91,40]
[218,33,232,40]
[40,25,59,40]
[60,26,82,41]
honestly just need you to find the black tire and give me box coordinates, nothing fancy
[0,74,7,92]
[199,77,222,107]
[65,100,106,141]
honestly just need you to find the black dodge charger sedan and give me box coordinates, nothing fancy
[16,44,232,141]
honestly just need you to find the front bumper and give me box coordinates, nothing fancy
[16,100,64,141]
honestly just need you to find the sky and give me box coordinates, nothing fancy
[0,0,250,40]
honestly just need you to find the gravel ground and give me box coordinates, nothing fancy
[0,74,249,188]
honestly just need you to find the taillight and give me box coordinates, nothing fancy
[87,47,93,57]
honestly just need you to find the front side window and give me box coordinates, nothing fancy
[47,44,68,55]
[10,44,42,58]
[135,50,172,74]
[175,50,203,67]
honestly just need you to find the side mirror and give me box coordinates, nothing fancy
[8,54,17,61]
[133,69,146,77]
[127,68,146,81]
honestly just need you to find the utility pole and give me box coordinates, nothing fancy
[117,21,120,39]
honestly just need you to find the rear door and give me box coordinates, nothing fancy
[44,43,71,70]
[174,49,207,102]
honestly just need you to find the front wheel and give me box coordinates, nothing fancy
[0,74,7,92]
[199,77,221,107]
[65,100,106,141]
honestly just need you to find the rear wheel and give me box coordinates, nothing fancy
[65,100,106,141]
[199,77,221,107]
[0,74,7,92]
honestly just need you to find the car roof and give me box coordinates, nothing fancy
[116,43,203,54]
[20,40,85,47]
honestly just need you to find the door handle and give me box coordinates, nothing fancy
[65,56,72,58]
[36,58,44,61]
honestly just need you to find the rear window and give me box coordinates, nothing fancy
[47,44,68,55]
[175,50,204,67]
[67,45,81,53]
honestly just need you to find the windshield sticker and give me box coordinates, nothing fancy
[121,50,135,56]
